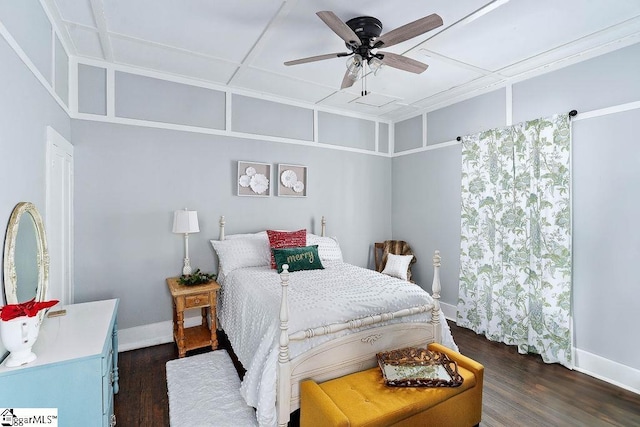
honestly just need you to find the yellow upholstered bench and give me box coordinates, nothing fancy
[300,343,483,427]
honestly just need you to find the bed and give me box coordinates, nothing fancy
[210,217,457,427]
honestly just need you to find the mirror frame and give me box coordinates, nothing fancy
[3,202,49,305]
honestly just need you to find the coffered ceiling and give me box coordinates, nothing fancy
[44,0,640,120]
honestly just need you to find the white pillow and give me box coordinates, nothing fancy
[381,253,414,281]
[210,237,270,276]
[306,234,343,262]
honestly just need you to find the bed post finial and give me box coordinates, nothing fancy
[219,216,226,240]
[321,216,326,237]
[431,250,442,339]
[432,250,441,268]
[277,264,291,427]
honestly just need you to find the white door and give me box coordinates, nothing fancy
[46,126,74,305]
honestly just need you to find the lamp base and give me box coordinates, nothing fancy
[182,258,192,276]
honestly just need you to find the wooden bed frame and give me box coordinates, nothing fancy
[217,216,443,427]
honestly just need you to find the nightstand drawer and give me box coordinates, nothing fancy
[185,292,209,308]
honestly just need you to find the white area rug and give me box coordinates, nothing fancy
[166,350,258,427]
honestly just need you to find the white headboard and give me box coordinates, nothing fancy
[217,215,325,240]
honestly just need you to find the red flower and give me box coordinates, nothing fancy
[0,298,59,321]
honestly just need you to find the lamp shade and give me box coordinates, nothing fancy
[172,210,199,234]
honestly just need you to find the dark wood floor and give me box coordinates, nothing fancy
[114,322,640,426]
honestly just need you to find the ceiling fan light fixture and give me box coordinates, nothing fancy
[368,57,384,75]
[346,54,363,80]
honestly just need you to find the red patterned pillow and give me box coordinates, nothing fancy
[267,229,307,269]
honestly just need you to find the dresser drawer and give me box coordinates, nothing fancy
[184,292,209,308]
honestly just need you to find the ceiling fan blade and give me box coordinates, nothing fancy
[340,70,357,89]
[375,13,443,48]
[317,11,362,48]
[285,52,351,66]
[379,51,429,74]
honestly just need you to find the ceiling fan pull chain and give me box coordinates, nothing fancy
[360,61,367,96]
[362,62,368,96]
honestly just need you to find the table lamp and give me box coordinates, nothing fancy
[172,208,199,275]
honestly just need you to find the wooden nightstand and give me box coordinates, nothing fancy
[166,277,220,358]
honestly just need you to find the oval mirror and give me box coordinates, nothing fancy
[3,202,49,305]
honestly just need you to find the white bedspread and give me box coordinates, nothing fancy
[217,261,457,427]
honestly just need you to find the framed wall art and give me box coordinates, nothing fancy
[277,164,307,197]
[237,161,271,197]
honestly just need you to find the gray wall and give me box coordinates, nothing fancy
[232,95,313,141]
[391,42,640,371]
[0,27,71,357]
[78,64,106,115]
[392,145,462,305]
[317,112,376,150]
[394,115,422,153]
[0,0,52,84]
[115,72,225,129]
[427,88,506,144]
[71,121,391,329]
[572,110,640,369]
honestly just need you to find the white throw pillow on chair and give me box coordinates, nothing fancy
[381,253,414,281]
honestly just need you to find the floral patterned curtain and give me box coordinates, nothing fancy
[457,113,573,368]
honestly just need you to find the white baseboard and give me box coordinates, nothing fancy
[118,307,640,396]
[574,348,640,395]
[437,301,639,395]
[118,315,202,352]
[439,301,457,321]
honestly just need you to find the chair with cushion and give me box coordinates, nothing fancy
[374,240,417,282]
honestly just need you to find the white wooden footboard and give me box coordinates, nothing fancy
[276,250,443,427]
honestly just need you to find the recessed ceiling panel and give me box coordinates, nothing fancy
[352,93,398,108]
[426,0,640,72]
[104,0,283,63]
[320,92,360,107]
[381,104,422,120]
[232,68,336,105]
[500,17,640,78]
[367,53,492,104]
[319,93,401,116]
[69,26,104,59]
[111,37,238,84]
[410,75,504,111]
[53,0,96,28]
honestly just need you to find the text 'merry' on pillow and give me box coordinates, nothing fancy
[272,245,324,273]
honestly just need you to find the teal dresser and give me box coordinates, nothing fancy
[0,299,119,426]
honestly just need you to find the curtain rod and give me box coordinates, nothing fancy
[455,110,578,141]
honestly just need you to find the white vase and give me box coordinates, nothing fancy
[0,315,41,367]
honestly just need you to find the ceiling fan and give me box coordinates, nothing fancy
[284,11,443,94]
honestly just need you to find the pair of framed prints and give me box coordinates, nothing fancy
[237,161,307,198]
